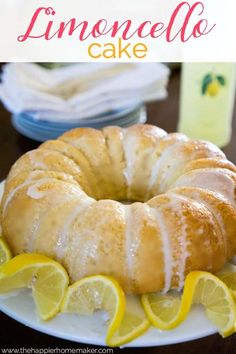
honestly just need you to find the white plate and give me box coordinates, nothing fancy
[0,181,217,347]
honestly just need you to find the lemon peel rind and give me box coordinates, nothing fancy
[106,317,150,347]
[0,238,12,266]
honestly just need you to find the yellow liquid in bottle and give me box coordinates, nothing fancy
[178,63,236,147]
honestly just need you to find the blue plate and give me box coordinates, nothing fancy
[12,105,147,142]
[25,104,140,126]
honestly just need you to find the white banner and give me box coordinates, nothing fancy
[0,0,235,62]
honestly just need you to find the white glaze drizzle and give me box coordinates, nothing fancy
[159,142,219,192]
[76,212,112,277]
[28,150,52,169]
[77,230,99,277]
[2,172,54,215]
[27,213,46,253]
[26,176,77,201]
[27,194,89,254]
[126,204,145,284]
[160,159,190,193]
[148,143,183,195]
[151,207,172,293]
[122,133,138,185]
[26,180,85,253]
[173,168,235,206]
[148,137,223,196]
[129,208,143,260]
[124,205,133,284]
[167,194,190,290]
[3,180,34,215]
[27,180,47,199]
[55,197,94,260]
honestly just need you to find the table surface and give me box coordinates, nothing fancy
[0,69,236,353]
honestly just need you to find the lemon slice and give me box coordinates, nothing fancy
[0,238,12,266]
[142,291,182,330]
[218,264,236,301]
[218,265,236,333]
[107,295,150,347]
[142,271,236,337]
[0,253,69,320]
[61,275,126,340]
[61,275,149,347]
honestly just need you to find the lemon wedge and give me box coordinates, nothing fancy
[0,253,69,320]
[0,238,12,266]
[142,271,236,337]
[61,275,149,347]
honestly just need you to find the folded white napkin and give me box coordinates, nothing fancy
[0,63,170,122]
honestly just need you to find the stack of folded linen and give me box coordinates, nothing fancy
[0,63,170,141]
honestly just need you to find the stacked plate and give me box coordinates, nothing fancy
[12,104,147,142]
[1,63,169,142]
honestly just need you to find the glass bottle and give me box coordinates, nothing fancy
[178,63,236,147]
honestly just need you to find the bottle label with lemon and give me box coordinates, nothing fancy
[202,73,226,97]
[178,63,236,148]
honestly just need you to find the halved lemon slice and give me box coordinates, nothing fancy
[61,275,149,347]
[142,271,236,337]
[0,238,12,266]
[218,264,236,301]
[141,291,182,330]
[61,275,126,341]
[0,253,69,320]
[107,295,150,347]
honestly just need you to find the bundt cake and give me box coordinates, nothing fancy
[1,124,236,294]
